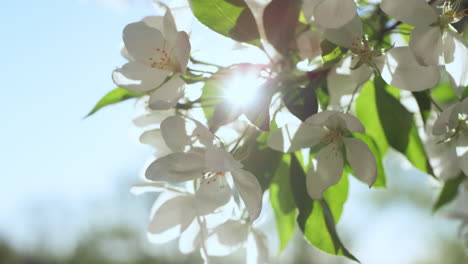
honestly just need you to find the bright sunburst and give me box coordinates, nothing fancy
[223,72,267,108]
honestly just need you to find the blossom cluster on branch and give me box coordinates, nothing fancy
[88,0,468,262]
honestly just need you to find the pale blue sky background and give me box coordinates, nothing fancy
[0,1,467,263]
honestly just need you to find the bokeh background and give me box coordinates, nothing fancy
[1,0,467,263]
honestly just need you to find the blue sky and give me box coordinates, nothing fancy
[0,0,156,243]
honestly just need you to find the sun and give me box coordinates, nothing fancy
[223,72,267,108]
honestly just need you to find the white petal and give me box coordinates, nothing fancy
[123,22,166,61]
[174,31,191,74]
[409,26,449,66]
[314,0,357,29]
[343,137,377,186]
[381,47,440,91]
[446,32,468,96]
[145,151,206,182]
[306,143,344,199]
[163,9,178,45]
[232,169,263,221]
[195,180,232,215]
[148,194,196,242]
[432,104,459,135]
[322,15,363,49]
[204,147,243,172]
[246,230,269,264]
[306,111,365,133]
[297,30,322,60]
[139,129,172,157]
[148,75,185,110]
[267,123,328,152]
[160,115,192,152]
[112,62,169,92]
[205,220,248,256]
[380,0,437,28]
[302,0,322,23]
[178,219,201,254]
[456,131,468,176]
[143,15,163,30]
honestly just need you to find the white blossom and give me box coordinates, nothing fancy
[112,10,190,110]
[302,0,357,29]
[268,110,377,199]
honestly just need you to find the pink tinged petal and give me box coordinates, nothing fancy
[232,169,263,221]
[112,62,170,92]
[145,151,206,182]
[148,194,196,242]
[123,22,166,61]
[381,47,440,91]
[195,180,232,215]
[246,230,269,264]
[267,123,328,153]
[204,147,243,172]
[174,31,191,74]
[322,15,363,49]
[148,75,185,110]
[306,143,344,199]
[343,137,377,186]
[314,0,357,29]
[206,220,249,256]
[380,0,437,28]
[446,32,468,96]
[455,132,468,176]
[297,30,322,60]
[161,115,192,152]
[432,104,458,135]
[409,26,449,66]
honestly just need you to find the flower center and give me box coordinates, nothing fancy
[321,129,343,145]
[437,0,467,27]
[349,36,382,71]
[147,48,177,71]
[201,171,229,188]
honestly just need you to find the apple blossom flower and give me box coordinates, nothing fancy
[268,110,377,199]
[112,10,190,110]
[381,0,468,96]
[322,16,439,108]
[145,115,263,221]
[302,0,358,29]
[431,97,468,177]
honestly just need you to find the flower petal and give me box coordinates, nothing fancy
[409,26,452,66]
[432,104,459,135]
[446,32,468,96]
[381,47,440,91]
[163,9,178,45]
[148,75,185,110]
[145,151,206,182]
[123,21,166,61]
[148,194,196,242]
[380,0,437,28]
[204,147,243,172]
[343,137,377,186]
[246,230,269,264]
[174,31,191,74]
[195,180,232,215]
[267,123,328,152]
[160,115,192,152]
[139,129,172,157]
[297,30,322,60]
[231,169,263,221]
[205,220,248,256]
[322,15,363,49]
[305,111,365,133]
[306,143,344,199]
[314,0,357,29]
[112,62,169,92]
[456,131,468,176]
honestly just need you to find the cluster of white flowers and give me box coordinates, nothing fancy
[107,0,468,261]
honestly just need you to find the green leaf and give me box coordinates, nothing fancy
[190,0,260,46]
[263,0,301,54]
[290,153,313,231]
[303,172,350,256]
[431,82,458,104]
[433,173,466,212]
[270,154,296,253]
[412,91,431,124]
[352,133,386,188]
[283,80,319,122]
[85,88,142,117]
